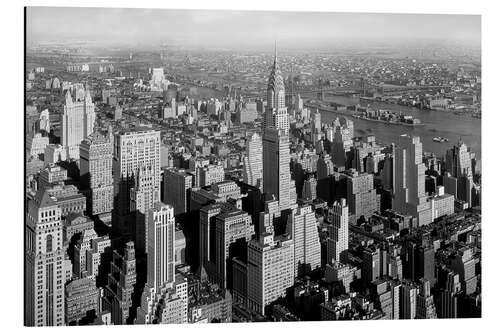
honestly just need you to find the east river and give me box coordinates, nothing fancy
[317,96,481,166]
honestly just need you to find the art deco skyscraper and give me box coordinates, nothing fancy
[288,204,321,277]
[113,128,161,235]
[131,165,159,254]
[80,130,114,224]
[247,232,295,316]
[61,88,96,159]
[445,140,474,178]
[103,241,137,325]
[163,168,193,216]
[146,203,176,292]
[262,44,295,211]
[264,44,289,132]
[243,132,263,189]
[25,189,65,326]
[392,135,432,226]
[326,198,349,263]
[137,204,189,325]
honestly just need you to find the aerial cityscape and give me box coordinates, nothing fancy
[24,7,481,326]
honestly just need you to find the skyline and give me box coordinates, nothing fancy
[27,7,481,49]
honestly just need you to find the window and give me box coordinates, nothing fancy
[46,235,53,253]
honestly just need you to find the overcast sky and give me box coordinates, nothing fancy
[26,7,481,49]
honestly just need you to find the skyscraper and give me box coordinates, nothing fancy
[262,128,296,211]
[416,278,438,319]
[345,169,380,222]
[103,241,137,325]
[113,128,161,235]
[262,44,295,211]
[25,189,65,326]
[146,202,176,291]
[131,165,160,254]
[264,44,289,132]
[80,130,114,224]
[289,204,321,277]
[247,232,295,316]
[326,198,349,263]
[400,281,418,319]
[445,140,474,178]
[61,88,96,159]
[393,135,432,226]
[243,133,263,189]
[163,168,193,216]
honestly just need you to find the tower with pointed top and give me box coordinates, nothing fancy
[264,43,289,131]
[61,88,96,159]
[25,189,65,326]
[262,44,295,211]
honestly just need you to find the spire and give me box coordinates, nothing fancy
[267,41,284,94]
[274,40,278,66]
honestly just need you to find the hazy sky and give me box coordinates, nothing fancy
[26,7,481,49]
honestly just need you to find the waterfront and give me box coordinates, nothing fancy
[319,96,482,163]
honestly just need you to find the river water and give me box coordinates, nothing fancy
[319,96,482,164]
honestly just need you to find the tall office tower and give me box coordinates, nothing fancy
[262,45,295,211]
[312,109,322,133]
[345,169,380,222]
[311,109,322,145]
[247,232,295,316]
[331,120,353,168]
[416,279,438,319]
[392,135,432,227]
[445,140,474,178]
[316,153,335,202]
[388,245,403,280]
[381,146,396,192]
[400,281,418,319]
[146,203,176,291]
[163,168,192,216]
[362,245,381,284]
[131,165,159,254]
[440,270,461,318]
[243,133,263,189]
[262,128,295,211]
[25,189,65,326]
[264,44,289,131]
[199,202,253,282]
[113,129,161,236]
[402,240,435,286]
[213,208,255,289]
[317,154,335,180]
[326,199,349,264]
[61,88,96,159]
[288,204,321,277]
[450,246,478,295]
[103,241,137,325]
[80,131,114,224]
[137,204,181,324]
[301,176,317,201]
[372,279,401,320]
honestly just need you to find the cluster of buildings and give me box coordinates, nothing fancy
[24,46,481,326]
